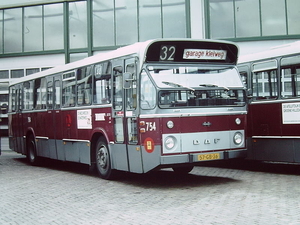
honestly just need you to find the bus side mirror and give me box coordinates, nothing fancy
[123,72,134,89]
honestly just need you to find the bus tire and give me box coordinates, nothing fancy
[95,137,116,180]
[172,165,194,174]
[26,136,40,166]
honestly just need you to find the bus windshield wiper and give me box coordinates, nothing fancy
[199,84,229,91]
[162,81,195,91]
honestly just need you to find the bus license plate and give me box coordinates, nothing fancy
[198,153,220,161]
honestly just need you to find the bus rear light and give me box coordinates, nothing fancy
[233,132,243,145]
[140,128,146,133]
[140,121,145,126]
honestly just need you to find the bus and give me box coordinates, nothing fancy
[8,39,247,179]
[238,41,300,163]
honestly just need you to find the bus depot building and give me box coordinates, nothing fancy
[0,0,300,146]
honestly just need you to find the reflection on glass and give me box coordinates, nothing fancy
[261,0,286,36]
[0,11,3,53]
[162,0,186,38]
[93,0,115,47]
[24,6,43,52]
[4,8,22,53]
[139,0,162,41]
[146,66,245,108]
[69,1,87,49]
[44,3,64,50]
[235,0,260,38]
[287,0,300,35]
[115,0,138,45]
[209,0,234,39]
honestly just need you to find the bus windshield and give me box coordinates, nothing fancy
[146,65,246,108]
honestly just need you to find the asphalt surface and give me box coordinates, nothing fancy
[1,150,300,225]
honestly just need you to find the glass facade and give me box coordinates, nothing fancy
[69,1,88,49]
[208,0,300,40]
[24,6,43,52]
[4,8,22,53]
[0,0,188,59]
[44,3,64,50]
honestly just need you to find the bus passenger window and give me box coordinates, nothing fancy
[9,86,16,112]
[126,62,137,110]
[47,80,53,109]
[35,78,47,109]
[54,80,61,109]
[23,81,34,110]
[94,62,111,104]
[253,70,278,100]
[77,66,92,106]
[113,66,123,110]
[281,67,300,98]
[62,71,76,107]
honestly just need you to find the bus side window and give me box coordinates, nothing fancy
[23,81,34,110]
[125,62,137,110]
[252,70,278,100]
[47,80,53,109]
[77,66,92,106]
[94,62,111,104]
[113,66,123,110]
[9,86,16,112]
[239,72,248,89]
[34,78,47,110]
[281,67,300,98]
[54,79,61,109]
[62,71,76,107]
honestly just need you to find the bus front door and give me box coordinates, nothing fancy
[46,75,63,160]
[111,58,141,173]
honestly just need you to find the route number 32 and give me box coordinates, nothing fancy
[160,45,176,61]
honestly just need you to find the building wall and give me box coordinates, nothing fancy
[0,0,300,139]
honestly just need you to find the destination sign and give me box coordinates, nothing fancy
[183,49,227,60]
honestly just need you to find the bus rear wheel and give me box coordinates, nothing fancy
[26,136,40,166]
[95,138,116,180]
[172,165,194,174]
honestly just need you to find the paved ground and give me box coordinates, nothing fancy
[1,150,300,225]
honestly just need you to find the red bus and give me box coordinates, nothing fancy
[8,39,247,179]
[238,41,300,163]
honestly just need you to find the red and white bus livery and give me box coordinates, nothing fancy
[8,39,247,179]
[238,41,300,163]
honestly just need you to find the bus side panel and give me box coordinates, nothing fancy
[127,145,143,173]
[139,118,162,173]
[141,145,161,173]
[110,144,129,171]
[35,111,51,158]
[251,138,294,162]
[249,102,282,137]
[294,140,300,163]
[61,110,79,162]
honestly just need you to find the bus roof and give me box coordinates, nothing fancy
[238,41,300,64]
[9,38,238,86]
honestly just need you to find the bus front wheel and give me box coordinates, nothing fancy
[95,138,116,180]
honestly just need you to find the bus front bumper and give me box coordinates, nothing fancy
[160,149,247,165]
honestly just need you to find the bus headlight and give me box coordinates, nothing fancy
[233,132,243,145]
[164,136,176,150]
